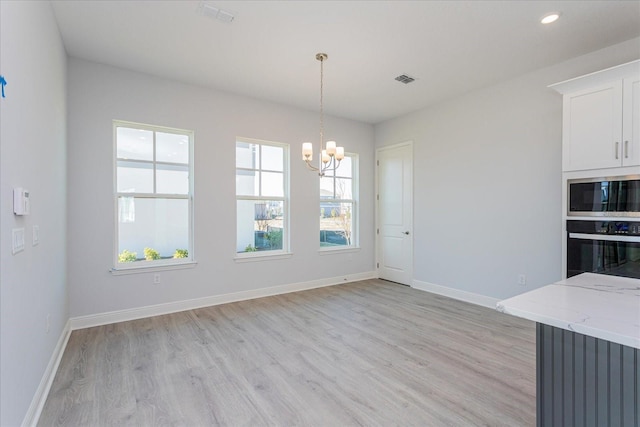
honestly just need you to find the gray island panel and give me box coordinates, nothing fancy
[537,323,638,427]
[498,273,640,427]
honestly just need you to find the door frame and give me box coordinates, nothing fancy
[375,140,414,284]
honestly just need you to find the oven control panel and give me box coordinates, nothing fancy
[567,220,640,236]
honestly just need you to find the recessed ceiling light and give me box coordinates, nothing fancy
[541,13,560,24]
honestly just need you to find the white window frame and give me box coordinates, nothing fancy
[235,137,290,260]
[112,120,195,272]
[319,152,358,252]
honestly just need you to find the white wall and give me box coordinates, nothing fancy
[375,37,640,300]
[0,2,68,426]
[67,58,375,318]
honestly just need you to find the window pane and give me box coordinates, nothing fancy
[156,164,189,194]
[118,196,135,223]
[320,176,334,199]
[117,160,153,193]
[118,197,189,261]
[236,142,259,169]
[261,145,283,171]
[156,132,189,164]
[320,202,353,247]
[261,172,283,197]
[117,127,153,161]
[237,200,284,253]
[335,156,352,178]
[236,169,259,196]
[335,178,353,200]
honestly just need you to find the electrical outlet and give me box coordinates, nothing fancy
[517,274,527,286]
[153,273,161,284]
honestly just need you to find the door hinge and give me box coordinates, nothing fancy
[377,194,379,201]
[377,262,379,268]
[377,160,379,166]
[377,228,379,234]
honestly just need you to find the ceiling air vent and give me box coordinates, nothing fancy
[395,74,415,84]
[197,1,235,23]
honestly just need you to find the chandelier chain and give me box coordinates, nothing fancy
[319,55,324,149]
[302,52,342,176]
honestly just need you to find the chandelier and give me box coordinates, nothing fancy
[302,53,344,176]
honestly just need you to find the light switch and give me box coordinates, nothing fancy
[32,225,39,246]
[12,228,25,254]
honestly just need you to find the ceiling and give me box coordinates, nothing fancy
[50,1,640,124]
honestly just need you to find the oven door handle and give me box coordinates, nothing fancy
[569,233,640,243]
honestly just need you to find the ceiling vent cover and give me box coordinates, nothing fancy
[395,74,415,84]
[197,1,235,23]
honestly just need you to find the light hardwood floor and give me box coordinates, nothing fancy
[39,279,536,426]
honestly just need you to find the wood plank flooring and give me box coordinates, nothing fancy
[39,279,536,426]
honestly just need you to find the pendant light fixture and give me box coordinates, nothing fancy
[302,53,344,176]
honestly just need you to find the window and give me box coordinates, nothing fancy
[236,139,289,255]
[320,154,357,249]
[114,121,193,269]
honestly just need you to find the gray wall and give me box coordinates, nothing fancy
[375,37,640,300]
[0,2,68,426]
[66,58,376,318]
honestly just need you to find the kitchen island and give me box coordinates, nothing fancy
[497,273,639,427]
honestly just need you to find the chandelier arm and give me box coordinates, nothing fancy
[319,156,341,177]
[304,159,320,172]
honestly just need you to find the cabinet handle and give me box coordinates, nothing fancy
[615,141,619,159]
[625,140,629,158]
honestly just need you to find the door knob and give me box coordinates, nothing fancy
[402,231,410,235]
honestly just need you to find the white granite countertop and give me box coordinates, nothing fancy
[497,273,640,349]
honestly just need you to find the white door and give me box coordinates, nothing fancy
[377,142,413,285]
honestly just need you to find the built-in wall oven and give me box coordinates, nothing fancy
[566,175,640,279]
[567,220,640,279]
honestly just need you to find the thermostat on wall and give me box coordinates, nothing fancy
[13,188,30,215]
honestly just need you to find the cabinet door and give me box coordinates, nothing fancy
[622,76,640,167]
[563,81,623,171]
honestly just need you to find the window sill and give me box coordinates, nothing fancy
[318,246,360,255]
[110,261,197,275]
[234,252,293,263]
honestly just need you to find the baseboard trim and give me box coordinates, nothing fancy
[70,271,377,330]
[22,319,72,427]
[411,279,499,309]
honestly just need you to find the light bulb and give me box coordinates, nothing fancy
[326,140,336,156]
[302,142,313,161]
[321,149,330,163]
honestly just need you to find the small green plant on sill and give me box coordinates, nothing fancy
[118,249,137,263]
[245,244,257,252]
[144,247,160,261]
[173,249,188,259]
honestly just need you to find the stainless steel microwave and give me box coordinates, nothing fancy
[568,175,640,218]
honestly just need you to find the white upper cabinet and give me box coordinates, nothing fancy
[622,76,640,167]
[551,60,640,172]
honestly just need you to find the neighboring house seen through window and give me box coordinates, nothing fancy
[114,121,194,268]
